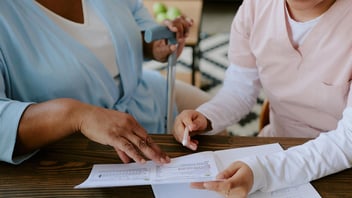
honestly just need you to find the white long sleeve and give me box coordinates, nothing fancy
[196,64,261,134]
[197,1,319,136]
[241,107,352,193]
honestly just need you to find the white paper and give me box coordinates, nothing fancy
[152,143,321,198]
[75,151,220,188]
[75,143,321,198]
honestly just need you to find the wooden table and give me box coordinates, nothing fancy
[1,134,351,197]
[143,0,203,85]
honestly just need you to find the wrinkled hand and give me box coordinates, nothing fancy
[152,16,193,62]
[173,110,210,150]
[78,105,170,164]
[191,161,254,198]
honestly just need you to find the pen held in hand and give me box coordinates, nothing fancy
[182,126,189,146]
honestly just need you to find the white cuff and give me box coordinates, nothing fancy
[239,156,266,194]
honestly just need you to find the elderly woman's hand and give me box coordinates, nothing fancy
[146,15,193,62]
[78,104,170,164]
[163,16,193,57]
[190,161,254,198]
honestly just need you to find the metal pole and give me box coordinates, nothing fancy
[166,48,177,133]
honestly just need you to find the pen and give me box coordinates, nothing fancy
[182,126,189,146]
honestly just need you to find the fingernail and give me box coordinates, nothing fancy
[166,156,170,162]
[140,158,146,164]
[161,156,170,163]
[190,144,197,151]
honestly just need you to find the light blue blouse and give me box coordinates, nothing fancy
[0,0,177,164]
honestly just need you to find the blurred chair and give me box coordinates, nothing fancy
[258,99,270,132]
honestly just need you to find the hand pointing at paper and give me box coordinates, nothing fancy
[173,110,212,150]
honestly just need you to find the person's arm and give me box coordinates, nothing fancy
[14,98,80,155]
[197,64,261,134]
[172,64,260,150]
[192,107,352,197]
[241,106,352,193]
[195,0,258,134]
[13,98,170,164]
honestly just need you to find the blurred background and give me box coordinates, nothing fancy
[144,0,263,137]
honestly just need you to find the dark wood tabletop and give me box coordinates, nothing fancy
[0,133,351,198]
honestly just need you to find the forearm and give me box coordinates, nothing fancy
[197,64,261,134]
[242,107,352,193]
[14,98,89,155]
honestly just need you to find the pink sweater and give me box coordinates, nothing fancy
[198,0,352,193]
[200,0,352,138]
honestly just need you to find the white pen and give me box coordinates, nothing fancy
[182,126,190,146]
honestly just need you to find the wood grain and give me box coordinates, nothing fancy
[0,134,351,197]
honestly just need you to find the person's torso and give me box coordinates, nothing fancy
[0,0,147,109]
[248,0,352,137]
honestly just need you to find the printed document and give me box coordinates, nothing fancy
[75,143,321,198]
[75,151,220,188]
[152,143,321,198]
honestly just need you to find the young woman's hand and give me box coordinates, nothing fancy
[191,161,254,198]
[173,110,211,150]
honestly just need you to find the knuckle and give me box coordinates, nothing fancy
[145,136,153,146]
[138,136,154,150]
[108,125,118,134]
[122,141,135,152]
[138,139,147,149]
